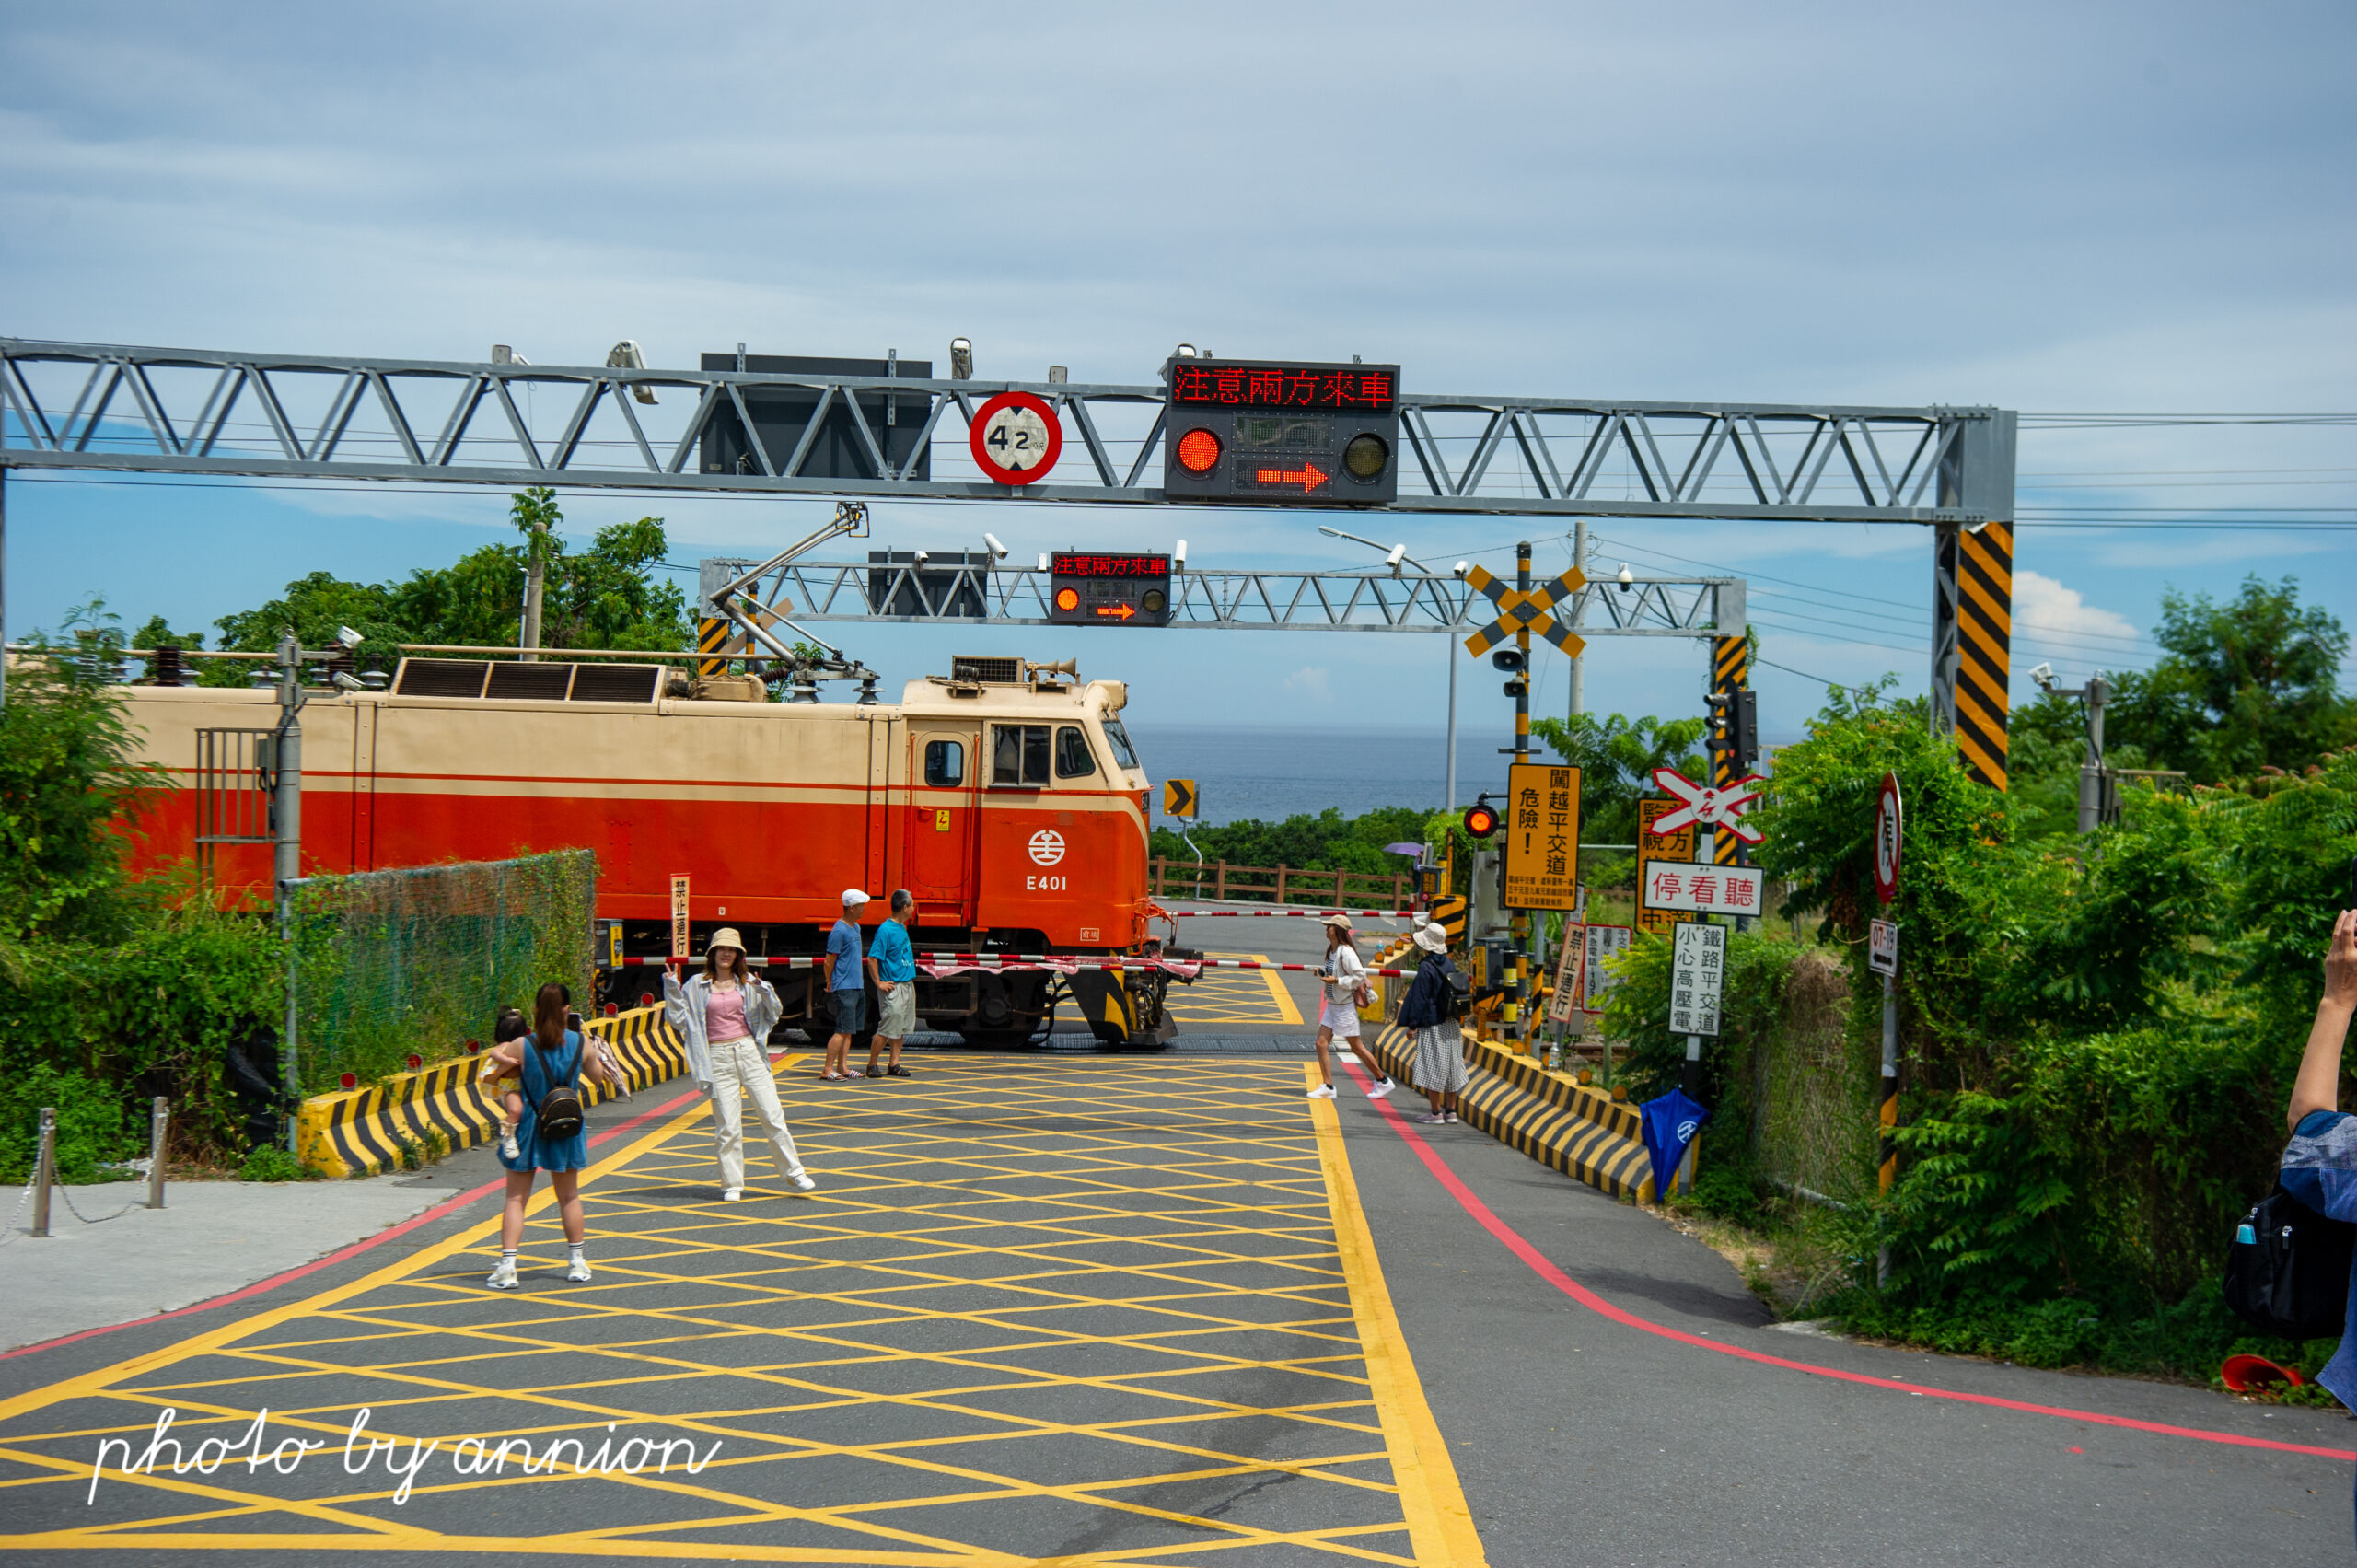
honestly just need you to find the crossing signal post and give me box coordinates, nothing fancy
[1161,359,1400,505]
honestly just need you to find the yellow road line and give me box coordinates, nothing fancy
[1246,952,1306,1026]
[1305,1062,1488,1565]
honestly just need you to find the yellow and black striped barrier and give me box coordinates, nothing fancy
[1374,1024,1655,1202]
[696,614,732,678]
[1712,634,1749,866]
[1948,520,2014,791]
[296,1005,687,1179]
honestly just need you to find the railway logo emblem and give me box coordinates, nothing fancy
[1028,830,1067,866]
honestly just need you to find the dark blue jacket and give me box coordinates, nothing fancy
[1398,954,1458,1031]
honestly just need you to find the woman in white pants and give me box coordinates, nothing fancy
[663,929,817,1202]
[1307,915,1398,1101]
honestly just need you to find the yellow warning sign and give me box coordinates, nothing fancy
[1636,799,1695,936]
[1501,762,1581,912]
[1163,778,1199,819]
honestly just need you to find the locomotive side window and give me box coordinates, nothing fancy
[1102,719,1141,772]
[991,725,1051,786]
[1054,726,1096,779]
[923,739,965,786]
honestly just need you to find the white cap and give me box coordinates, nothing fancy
[842,889,871,908]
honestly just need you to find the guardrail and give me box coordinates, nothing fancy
[1150,858,1410,909]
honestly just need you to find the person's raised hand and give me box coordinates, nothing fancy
[2327,908,2357,1011]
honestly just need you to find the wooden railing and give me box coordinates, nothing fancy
[1149,858,1410,909]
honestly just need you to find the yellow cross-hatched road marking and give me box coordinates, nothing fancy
[0,1054,1481,1564]
[1162,953,1305,1028]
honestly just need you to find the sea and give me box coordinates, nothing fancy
[1121,725,1522,827]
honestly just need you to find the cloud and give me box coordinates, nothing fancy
[1281,667,1332,701]
[2013,569,2139,644]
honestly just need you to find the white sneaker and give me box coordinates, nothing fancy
[498,1129,519,1160]
[723,1187,743,1202]
[1367,1078,1397,1100]
[565,1256,592,1283]
[486,1259,518,1291]
[1306,1084,1337,1100]
[790,1172,816,1191]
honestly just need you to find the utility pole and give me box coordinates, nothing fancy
[2076,676,2109,834]
[1445,648,1458,810]
[272,634,306,1151]
[1568,517,1587,720]
[521,550,546,661]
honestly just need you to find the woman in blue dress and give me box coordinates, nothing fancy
[482,981,615,1291]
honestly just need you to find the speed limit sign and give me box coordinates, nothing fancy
[969,391,1062,486]
[1874,772,1903,906]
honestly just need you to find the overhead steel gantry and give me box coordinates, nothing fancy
[0,336,2016,784]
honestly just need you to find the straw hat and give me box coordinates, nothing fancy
[1413,923,1448,954]
[708,927,745,953]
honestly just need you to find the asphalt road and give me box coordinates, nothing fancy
[3,1039,2350,1566]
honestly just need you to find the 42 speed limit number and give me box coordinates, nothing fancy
[969,391,1062,485]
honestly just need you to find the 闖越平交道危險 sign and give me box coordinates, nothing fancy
[1501,763,1581,912]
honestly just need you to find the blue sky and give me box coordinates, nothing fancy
[5,0,2351,744]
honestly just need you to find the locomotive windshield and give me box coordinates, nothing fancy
[1102,719,1141,772]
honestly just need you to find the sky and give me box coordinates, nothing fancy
[4,0,2352,749]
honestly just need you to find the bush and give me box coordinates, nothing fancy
[0,1066,134,1184]
[239,1144,308,1182]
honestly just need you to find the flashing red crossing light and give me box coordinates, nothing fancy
[1462,803,1500,838]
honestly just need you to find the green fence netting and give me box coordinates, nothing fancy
[287,851,597,1094]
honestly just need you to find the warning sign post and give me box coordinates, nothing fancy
[1501,762,1581,912]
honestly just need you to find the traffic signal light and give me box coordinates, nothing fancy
[1462,802,1500,838]
[1161,359,1400,505]
[1048,552,1173,626]
[1707,689,1759,771]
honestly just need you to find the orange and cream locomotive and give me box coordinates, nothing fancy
[116,654,1178,1045]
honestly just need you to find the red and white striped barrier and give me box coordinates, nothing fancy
[1166,906,1424,921]
[604,952,1417,979]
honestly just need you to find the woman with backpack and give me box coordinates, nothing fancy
[484,981,616,1291]
[1396,920,1469,1124]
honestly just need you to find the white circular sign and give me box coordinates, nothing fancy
[970,391,1062,485]
[1028,829,1067,866]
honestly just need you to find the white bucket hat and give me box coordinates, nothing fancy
[1413,923,1448,954]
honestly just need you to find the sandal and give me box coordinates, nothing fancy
[888,1064,912,1078]
[819,1071,845,1082]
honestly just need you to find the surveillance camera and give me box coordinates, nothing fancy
[1453,561,1469,577]
[2029,662,2056,690]
[1173,539,1188,569]
[1174,343,1198,359]
[1037,552,1051,573]
[331,670,366,692]
[1384,544,1406,572]
[912,550,930,564]
[336,624,365,649]
[982,533,1007,560]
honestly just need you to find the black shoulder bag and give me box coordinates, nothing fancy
[2223,1186,2355,1341]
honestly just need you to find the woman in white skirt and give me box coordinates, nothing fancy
[1307,914,1397,1101]
[1396,921,1468,1123]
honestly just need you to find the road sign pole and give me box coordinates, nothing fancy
[1878,968,1898,1287]
[1507,543,1532,1045]
[1445,642,1458,810]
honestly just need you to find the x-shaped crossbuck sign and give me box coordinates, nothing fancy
[1461,564,1588,657]
[1648,765,1766,844]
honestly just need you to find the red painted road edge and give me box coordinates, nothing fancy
[1339,1061,2357,1464]
[1,1086,705,1364]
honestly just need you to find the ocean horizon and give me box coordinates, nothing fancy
[1123,723,1532,828]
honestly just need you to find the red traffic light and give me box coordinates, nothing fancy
[1176,427,1222,474]
[1462,804,1499,838]
[1054,586,1081,611]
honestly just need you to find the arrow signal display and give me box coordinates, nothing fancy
[1095,603,1136,621]
[1249,462,1329,492]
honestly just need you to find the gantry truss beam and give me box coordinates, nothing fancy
[0,338,2015,524]
[723,559,1741,636]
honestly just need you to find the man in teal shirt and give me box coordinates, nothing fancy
[867,889,919,1078]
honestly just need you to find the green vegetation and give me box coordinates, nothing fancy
[146,488,691,680]
[1147,806,1435,877]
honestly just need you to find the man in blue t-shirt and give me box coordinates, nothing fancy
[866,889,920,1079]
[822,889,869,1081]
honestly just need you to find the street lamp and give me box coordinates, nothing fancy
[1318,525,1458,810]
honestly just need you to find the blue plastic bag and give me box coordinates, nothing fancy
[1640,1088,1710,1198]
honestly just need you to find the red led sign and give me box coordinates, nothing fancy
[1051,552,1169,579]
[1170,362,1397,412]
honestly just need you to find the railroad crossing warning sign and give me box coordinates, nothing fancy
[969,391,1062,486]
[1501,762,1582,912]
[1461,564,1588,657]
[1671,923,1726,1037]
[1875,772,1904,905]
[1647,765,1765,845]
[1163,778,1198,819]
[1635,798,1695,935]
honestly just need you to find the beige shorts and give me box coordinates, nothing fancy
[877,981,917,1039]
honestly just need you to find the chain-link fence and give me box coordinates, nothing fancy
[1746,947,1877,1205]
[288,851,596,1094]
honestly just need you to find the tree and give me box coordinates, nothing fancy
[2104,575,2354,784]
[1527,711,1708,848]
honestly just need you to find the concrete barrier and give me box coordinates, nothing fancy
[296,1005,687,1178]
[1374,1023,1655,1202]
